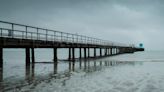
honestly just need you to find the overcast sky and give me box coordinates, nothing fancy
[0,0,164,50]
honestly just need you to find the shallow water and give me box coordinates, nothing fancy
[1,50,164,92]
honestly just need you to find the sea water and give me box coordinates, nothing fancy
[1,49,164,92]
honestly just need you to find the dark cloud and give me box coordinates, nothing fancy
[0,0,164,50]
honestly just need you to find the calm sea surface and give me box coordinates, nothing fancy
[1,49,164,92]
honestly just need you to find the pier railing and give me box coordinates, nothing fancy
[0,21,129,47]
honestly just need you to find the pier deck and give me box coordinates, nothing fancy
[0,20,144,65]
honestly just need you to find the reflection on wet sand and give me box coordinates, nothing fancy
[54,62,58,74]
[0,65,3,90]
[25,63,36,83]
[0,65,3,82]
[0,60,136,91]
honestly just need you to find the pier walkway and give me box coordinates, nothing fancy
[0,20,144,66]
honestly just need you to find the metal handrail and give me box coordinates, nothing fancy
[0,20,130,47]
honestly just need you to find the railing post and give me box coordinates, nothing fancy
[66,33,69,42]
[37,28,39,40]
[8,23,14,38]
[54,31,56,41]
[46,30,48,41]
[61,32,63,42]
[81,35,83,43]
[11,23,14,38]
[25,26,27,39]
[76,34,78,43]
[72,34,74,43]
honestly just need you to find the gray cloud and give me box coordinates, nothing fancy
[0,0,164,50]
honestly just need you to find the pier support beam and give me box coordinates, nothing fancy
[94,48,96,57]
[100,48,102,57]
[68,48,71,60]
[0,47,3,82]
[105,48,107,56]
[117,48,119,54]
[84,48,87,59]
[110,48,112,55]
[53,48,57,62]
[107,48,110,55]
[72,48,75,61]
[88,48,90,58]
[0,64,3,82]
[26,48,30,65]
[79,48,82,59]
[0,47,3,68]
[31,48,35,63]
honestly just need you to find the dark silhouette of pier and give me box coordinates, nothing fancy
[0,20,144,82]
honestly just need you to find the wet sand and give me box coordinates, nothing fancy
[0,60,163,92]
[1,51,164,92]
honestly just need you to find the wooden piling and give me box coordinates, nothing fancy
[0,47,3,68]
[79,48,82,59]
[100,48,102,57]
[26,48,30,65]
[110,48,112,55]
[31,48,35,63]
[0,47,3,82]
[105,48,107,56]
[107,48,109,55]
[53,48,57,62]
[84,48,87,59]
[72,48,75,61]
[94,48,96,57]
[68,48,71,60]
[88,48,90,58]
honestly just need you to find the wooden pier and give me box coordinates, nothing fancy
[0,20,144,68]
